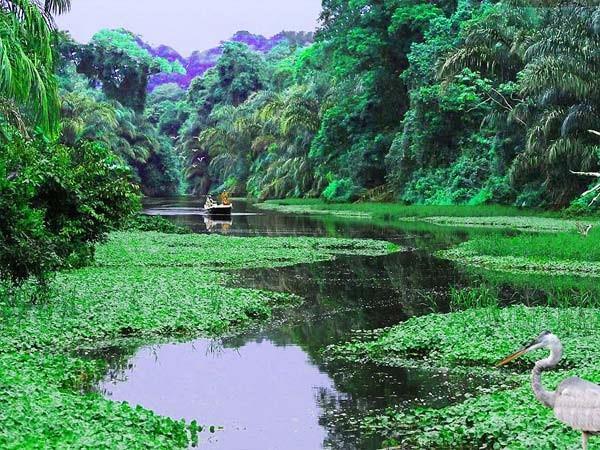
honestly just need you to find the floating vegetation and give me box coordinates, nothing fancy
[0,231,397,448]
[328,303,600,449]
[414,216,597,232]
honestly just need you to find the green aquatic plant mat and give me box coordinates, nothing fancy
[0,353,197,450]
[363,369,600,449]
[329,305,600,449]
[1,231,397,448]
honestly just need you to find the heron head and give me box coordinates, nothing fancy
[496,331,556,367]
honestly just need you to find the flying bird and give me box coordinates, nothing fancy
[497,331,600,449]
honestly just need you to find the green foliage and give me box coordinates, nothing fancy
[448,286,499,311]
[438,222,600,277]
[54,0,598,207]
[565,183,600,216]
[400,152,504,205]
[330,303,600,449]
[0,229,396,448]
[178,0,456,198]
[180,44,269,194]
[322,178,362,203]
[68,29,183,111]
[0,353,193,449]
[0,230,396,355]
[90,29,183,74]
[145,83,189,137]
[258,198,556,221]
[214,42,267,106]
[57,63,183,196]
[123,214,190,234]
[0,125,139,284]
[449,226,600,262]
[439,2,600,207]
[0,0,71,133]
[420,215,592,232]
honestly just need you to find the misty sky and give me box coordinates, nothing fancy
[55,0,323,56]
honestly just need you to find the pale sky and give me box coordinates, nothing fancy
[56,0,323,56]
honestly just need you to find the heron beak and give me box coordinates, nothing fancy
[495,348,528,367]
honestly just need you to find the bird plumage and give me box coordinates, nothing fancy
[555,377,600,433]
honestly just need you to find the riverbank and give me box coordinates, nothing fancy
[0,230,398,449]
[256,199,599,232]
[258,199,600,277]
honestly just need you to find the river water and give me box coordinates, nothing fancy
[96,198,491,449]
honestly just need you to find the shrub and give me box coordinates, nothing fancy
[400,153,509,205]
[0,125,140,285]
[514,182,548,208]
[321,178,362,202]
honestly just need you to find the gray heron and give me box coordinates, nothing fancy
[497,331,600,449]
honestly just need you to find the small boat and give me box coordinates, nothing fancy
[204,193,233,216]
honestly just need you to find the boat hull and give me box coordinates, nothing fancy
[206,205,232,216]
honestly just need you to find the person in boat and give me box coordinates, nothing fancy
[204,195,216,209]
[219,192,231,205]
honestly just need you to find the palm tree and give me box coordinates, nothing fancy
[0,0,71,133]
[509,5,600,204]
[60,92,119,145]
[192,104,259,194]
[440,2,600,205]
[247,84,325,199]
[439,4,528,83]
[60,91,158,167]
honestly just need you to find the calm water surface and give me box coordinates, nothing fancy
[97,198,487,449]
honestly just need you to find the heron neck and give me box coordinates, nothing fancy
[531,341,562,409]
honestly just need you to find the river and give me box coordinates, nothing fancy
[96,198,494,450]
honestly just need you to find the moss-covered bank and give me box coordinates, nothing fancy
[0,231,397,449]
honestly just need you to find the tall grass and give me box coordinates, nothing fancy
[465,227,600,261]
[449,286,499,311]
[449,285,600,310]
[261,199,568,219]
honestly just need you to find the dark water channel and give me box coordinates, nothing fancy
[97,198,489,449]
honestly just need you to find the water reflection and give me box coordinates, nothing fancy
[101,339,335,450]
[97,198,486,449]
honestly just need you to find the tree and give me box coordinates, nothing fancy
[509,5,600,205]
[0,124,139,285]
[67,29,184,112]
[247,84,324,199]
[0,0,71,133]
[439,2,600,206]
[58,63,183,196]
[180,43,267,193]
[311,0,446,190]
[145,83,189,137]
[213,42,267,106]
